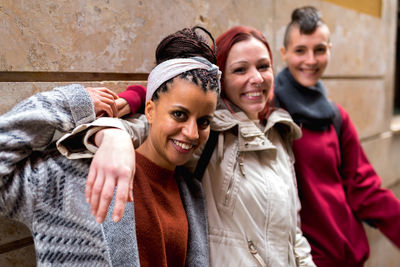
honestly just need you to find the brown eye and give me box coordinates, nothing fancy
[233,67,246,74]
[315,47,327,54]
[258,64,270,71]
[171,110,187,121]
[197,117,211,130]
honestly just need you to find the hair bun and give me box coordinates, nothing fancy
[155,27,216,65]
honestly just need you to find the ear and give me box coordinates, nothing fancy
[145,100,155,124]
[280,46,287,62]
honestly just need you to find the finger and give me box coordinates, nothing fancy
[103,98,118,118]
[103,88,119,99]
[98,87,119,99]
[97,96,117,117]
[128,173,134,202]
[99,102,114,118]
[111,167,132,221]
[96,176,117,223]
[86,164,97,203]
[115,98,127,110]
[98,90,116,100]
[90,170,106,217]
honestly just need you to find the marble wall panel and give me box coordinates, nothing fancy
[322,79,389,138]
[362,134,400,188]
[0,245,36,267]
[0,0,274,73]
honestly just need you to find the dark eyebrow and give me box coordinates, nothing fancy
[172,104,215,119]
[171,104,190,114]
[200,114,214,120]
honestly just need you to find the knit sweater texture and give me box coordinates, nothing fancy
[0,85,209,266]
[134,151,188,267]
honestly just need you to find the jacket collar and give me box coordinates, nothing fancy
[211,107,301,139]
[210,106,301,154]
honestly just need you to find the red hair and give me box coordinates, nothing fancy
[216,26,274,122]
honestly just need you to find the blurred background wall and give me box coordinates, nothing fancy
[0,0,399,266]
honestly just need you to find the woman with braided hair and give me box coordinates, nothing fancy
[0,26,220,266]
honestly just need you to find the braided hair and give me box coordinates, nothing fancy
[151,26,220,101]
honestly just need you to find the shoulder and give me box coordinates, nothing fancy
[267,108,302,141]
[333,103,351,122]
[175,166,203,197]
[210,109,239,131]
[331,103,360,143]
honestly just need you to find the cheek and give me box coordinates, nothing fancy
[223,80,237,99]
[224,76,242,94]
[198,129,211,146]
[318,56,329,68]
[262,71,274,82]
[158,119,180,137]
[288,56,302,67]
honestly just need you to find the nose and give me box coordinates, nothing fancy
[182,119,199,140]
[250,68,263,85]
[305,51,317,65]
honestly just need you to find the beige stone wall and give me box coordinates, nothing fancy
[1,0,399,265]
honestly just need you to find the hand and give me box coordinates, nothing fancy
[86,128,135,223]
[116,98,132,118]
[86,87,119,117]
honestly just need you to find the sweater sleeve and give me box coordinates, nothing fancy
[339,105,400,248]
[0,84,95,224]
[118,85,146,114]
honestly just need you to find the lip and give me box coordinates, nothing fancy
[241,90,265,100]
[170,139,197,154]
[300,67,319,77]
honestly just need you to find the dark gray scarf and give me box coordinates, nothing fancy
[274,67,335,131]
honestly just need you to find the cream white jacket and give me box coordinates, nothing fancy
[57,105,315,267]
[188,107,315,267]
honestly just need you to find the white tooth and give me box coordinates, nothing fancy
[174,140,193,150]
[246,91,261,97]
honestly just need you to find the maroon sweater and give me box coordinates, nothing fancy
[134,152,188,267]
[293,104,400,266]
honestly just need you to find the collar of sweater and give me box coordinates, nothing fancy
[274,67,335,131]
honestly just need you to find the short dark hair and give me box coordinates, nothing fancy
[283,6,325,48]
[151,26,220,101]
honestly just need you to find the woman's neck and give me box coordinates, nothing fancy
[137,140,176,171]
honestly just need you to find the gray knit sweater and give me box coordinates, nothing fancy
[0,85,209,266]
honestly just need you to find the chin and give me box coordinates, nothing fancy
[171,155,192,167]
[299,78,318,88]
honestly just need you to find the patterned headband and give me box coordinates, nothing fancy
[146,56,221,102]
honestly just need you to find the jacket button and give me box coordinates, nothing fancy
[245,143,249,147]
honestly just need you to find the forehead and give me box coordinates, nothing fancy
[156,77,217,110]
[287,25,330,47]
[228,38,270,62]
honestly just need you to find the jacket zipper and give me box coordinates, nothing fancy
[248,240,266,267]
[224,150,240,205]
